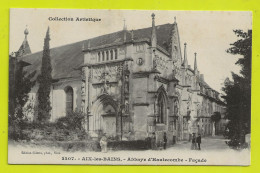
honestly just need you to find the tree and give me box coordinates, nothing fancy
[37,27,52,122]
[222,30,251,147]
[9,53,36,140]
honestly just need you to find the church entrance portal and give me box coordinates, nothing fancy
[102,115,116,136]
[89,95,117,137]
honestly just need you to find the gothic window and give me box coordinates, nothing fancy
[169,121,174,131]
[197,104,201,117]
[136,45,144,51]
[148,125,155,132]
[136,45,144,52]
[208,102,212,114]
[183,118,188,130]
[102,51,105,61]
[110,50,113,60]
[114,49,118,59]
[174,119,177,130]
[157,92,167,124]
[98,52,101,62]
[65,86,73,115]
[106,51,109,61]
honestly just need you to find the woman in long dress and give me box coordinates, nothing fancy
[100,135,108,153]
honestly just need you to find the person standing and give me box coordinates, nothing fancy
[191,133,197,150]
[151,132,156,150]
[196,134,201,150]
[163,132,167,150]
[100,135,108,153]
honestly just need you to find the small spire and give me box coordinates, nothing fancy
[151,13,157,47]
[170,17,182,63]
[131,29,134,41]
[17,26,31,56]
[194,52,198,72]
[123,19,127,42]
[24,25,29,39]
[123,30,126,43]
[123,19,127,30]
[183,42,188,68]
[152,13,155,19]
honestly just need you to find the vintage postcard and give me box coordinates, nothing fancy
[8,8,251,165]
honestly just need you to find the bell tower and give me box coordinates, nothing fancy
[17,26,31,57]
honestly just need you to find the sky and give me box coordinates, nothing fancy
[9,9,252,92]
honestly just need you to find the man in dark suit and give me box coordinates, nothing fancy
[196,134,202,150]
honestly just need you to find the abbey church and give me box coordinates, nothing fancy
[14,13,226,144]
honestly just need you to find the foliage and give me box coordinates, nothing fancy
[11,120,98,151]
[8,55,36,141]
[211,112,221,123]
[56,111,85,131]
[12,111,89,142]
[222,30,251,147]
[37,27,52,122]
[8,115,29,141]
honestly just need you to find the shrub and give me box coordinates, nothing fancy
[8,112,32,141]
[56,111,85,131]
[10,111,89,142]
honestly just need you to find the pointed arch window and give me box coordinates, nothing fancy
[65,86,73,115]
[110,50,113,60]
[114,49,118,59]
[157,92,167,124]
[106,51,109,61]
[102,52,105,61]
[98,52,101,62]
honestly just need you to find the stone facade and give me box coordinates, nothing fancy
[19,14,226,144]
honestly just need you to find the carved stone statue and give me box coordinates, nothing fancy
[174,100,179,115]
[153,58,157,70]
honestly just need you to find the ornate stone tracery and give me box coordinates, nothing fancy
[91,63,123,84]
[81,67,87,112]
[155,55,169,72]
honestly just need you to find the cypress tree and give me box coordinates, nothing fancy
[222,30,251,147]
[37,27,52,122]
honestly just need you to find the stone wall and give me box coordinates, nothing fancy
[23,79,81,122]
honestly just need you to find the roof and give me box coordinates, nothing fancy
[20,23,174,80]
[199,77,224,103]
[199,78,211,89]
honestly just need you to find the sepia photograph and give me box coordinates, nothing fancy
[8,9,252,165]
